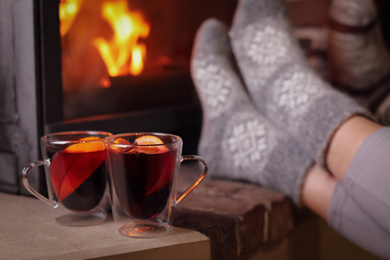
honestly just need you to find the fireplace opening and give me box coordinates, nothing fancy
[59,0,213,119]
[54,0,240,121]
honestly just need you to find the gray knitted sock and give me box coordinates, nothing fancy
[328,0,390,93]
[191,19,313,204]
[229,0,370,166]
[328,0,390,125]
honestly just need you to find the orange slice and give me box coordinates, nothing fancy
[135,135,168,154]
[112,138,134,153]
[135,135,164,145]
[65,136,104,153]
[114,138,131,145]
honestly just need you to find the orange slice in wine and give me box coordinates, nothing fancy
[65,136,104,152]
[135,135,168,154]
[114,138,130,145]
[112,138,134,153]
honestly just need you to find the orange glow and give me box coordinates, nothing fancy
[130,44,145,75]
[93,1,150,80]
[99,77,111,88]
[59,0,82,37]
[59,0,150,88]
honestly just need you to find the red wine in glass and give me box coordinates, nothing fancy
[108,147,177,219]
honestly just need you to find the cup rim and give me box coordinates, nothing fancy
[104,132,181,146]
[42,130,113,144]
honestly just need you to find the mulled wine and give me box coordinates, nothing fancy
[108,147,177,219]
[103,133,207,238]
[48,149,107,212]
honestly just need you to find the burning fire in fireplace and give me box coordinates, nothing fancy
[60,0,150,89]
[57,0,237,119]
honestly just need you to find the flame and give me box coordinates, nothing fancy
[59,0,82,37]
[130,44,145,75]
[93,1,150,79]
[59,0,150,89]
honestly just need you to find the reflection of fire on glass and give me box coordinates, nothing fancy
[59,0,150,89]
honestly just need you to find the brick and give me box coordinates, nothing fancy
[174,207,239,260]
[266,198,295,242]
[175,167,297,259]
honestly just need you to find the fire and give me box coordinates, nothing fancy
[59,0,82,37]
[59,0,150,88]
[130,45,146,75]
[93,1,150,79]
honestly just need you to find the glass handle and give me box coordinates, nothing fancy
[21,159,58,208]
[176,155,208,205]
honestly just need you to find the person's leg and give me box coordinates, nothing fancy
[302,164,390,259]
[327,119,390,232]
[326,1,390,231]
[329,182,390,259]
[301,164,335,221]
[326,115,381,182]
[229,0,390,234]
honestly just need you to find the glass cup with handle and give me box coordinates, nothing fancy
[21,130,112,226]
[104,132,208,238]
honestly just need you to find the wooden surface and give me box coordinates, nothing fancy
[0,192,210,260]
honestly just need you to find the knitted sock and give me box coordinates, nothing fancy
[191,18,313,204]
[327,0,390,124]
[229,0,370,166]
[328,0,390,93]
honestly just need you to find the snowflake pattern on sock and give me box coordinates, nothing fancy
[234,18,298,87]
[223,113,270,169]
[269,65,327,122]
[242,21,289,65]
[192,58,235,119]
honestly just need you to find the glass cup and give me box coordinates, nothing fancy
[22,131,112,226]
[104,132,208,238]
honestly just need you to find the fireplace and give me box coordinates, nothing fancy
[46,0,241,134]
[0,0,237,194]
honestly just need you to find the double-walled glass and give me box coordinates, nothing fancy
[22,131,112,226]
[104,133,208,238]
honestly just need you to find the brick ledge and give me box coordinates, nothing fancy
[175,165,299,259]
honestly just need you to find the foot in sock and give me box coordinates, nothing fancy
[327,0,390,124]
[327,0,390,94]
[229,0,370,166]
[191,18,312,204]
